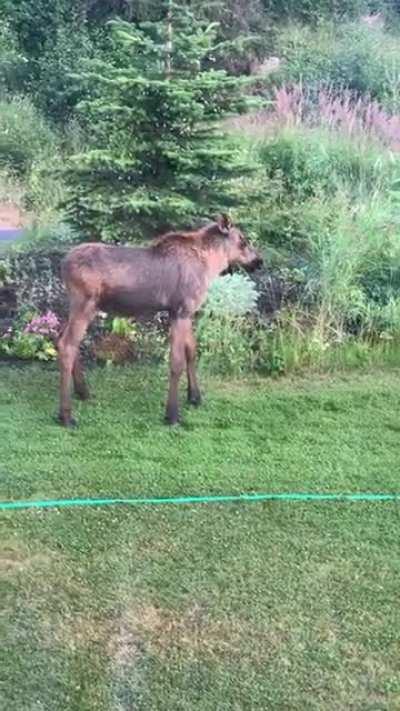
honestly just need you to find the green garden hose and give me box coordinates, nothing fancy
[0,491,399,512]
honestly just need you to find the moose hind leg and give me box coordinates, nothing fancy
[185,324,201,406]
[58,298,96,426]
[58,334,79,427]
[73,354,90,401]
[165,318,188,425]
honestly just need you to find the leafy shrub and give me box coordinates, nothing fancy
[263,0,367,23]
[2,332,57,361]
[253,194,336,260]
[232,118,400,354]
[197,273,261,375]
[258,127,396,201]
[0,95,69,227]
[203,273,258,316]
[275,21,400,107]
[133,321,168,363]
[24,162,70,228]
[94,315,167,364]
[0,167,26,223]
[0,96,58,176]
[197,315,256,375]
[0,161,69,231]
[0,20,28,93]
[316,196,399,296]
[35,27,97,121]
[19,222,81,249]
[276,193,400,343]
[93,333,136,365]
[1,309,60,361]
[0,258,10,285]
[232,114,400,277]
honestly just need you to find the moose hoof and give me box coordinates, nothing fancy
[57,413,77,428]
[188,390,202,407]
[75,388,90,401]
[165,411,180,426]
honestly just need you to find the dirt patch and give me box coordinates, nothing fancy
[55,614,108,651]
[52,612,140,659]
[117,604,296,668]
[0,542,53,576]
[93,333,137,365]
[0,201,28,229]
[52,604,249,662]
[108,625,141,668]
[124,602,283,663]
[108,620,144,711]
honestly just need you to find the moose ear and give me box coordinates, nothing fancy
[217,213,232,235]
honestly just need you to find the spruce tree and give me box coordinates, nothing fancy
[65,1,259,241]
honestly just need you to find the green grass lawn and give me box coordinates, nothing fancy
[1,363,400,710]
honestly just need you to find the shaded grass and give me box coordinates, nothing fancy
[1,364,400,709]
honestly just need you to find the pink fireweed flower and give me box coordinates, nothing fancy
[24,311,61,338]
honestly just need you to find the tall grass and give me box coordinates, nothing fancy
[0,96,57,176]
[267,311,400,374]
[0,96,76,228]
[229,84,400,152]
[305,195,400,336]
[273,19,400,109]
[226,76,400,372]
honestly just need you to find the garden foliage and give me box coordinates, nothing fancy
[2,0,400,373]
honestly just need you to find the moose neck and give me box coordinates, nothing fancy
[205,245,230,281]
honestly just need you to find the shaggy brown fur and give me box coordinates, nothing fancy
[58,215,262,426]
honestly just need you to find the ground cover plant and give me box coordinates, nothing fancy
[2,364,400,709]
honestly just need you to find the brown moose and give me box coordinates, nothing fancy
[58,215,262,426]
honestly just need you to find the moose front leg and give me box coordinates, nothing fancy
[185,321,201,407]
[73,354,90,401]
[58,297,96,426]
[165,318,190,425]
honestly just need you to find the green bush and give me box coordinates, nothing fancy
[239,125,399,270]
[236,118,400,349]
[0,20,28,93]
[285,194,400,339]
[198,314,270,375]
[0,166,26,220]
[0,309,59,361]
[197,273,262,375]
[258,128,393,200]
[275,21,400,107]
[1,332,57,361]
[0,96,58,176]
[263,0,368,23]
[18,222,81,249]
[0,96,74,225]
[35,27,97,121]
[24,163,70,228]
[203,273,258,316]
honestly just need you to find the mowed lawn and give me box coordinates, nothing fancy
[1,363,400,710]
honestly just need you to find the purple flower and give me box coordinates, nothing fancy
[24,311,61,338]
[227,84,400,151]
